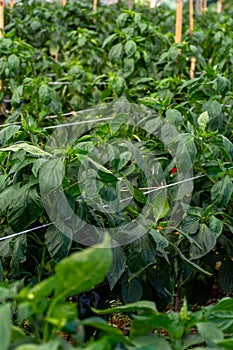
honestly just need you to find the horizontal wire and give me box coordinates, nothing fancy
[44,116,114,129]
[0,107,111,128]
[0,173,207,242]
[0,223,53,242]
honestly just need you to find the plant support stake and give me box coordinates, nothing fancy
[189,0,196,79]
[175,0,183,44]
[0,0,3,38]
[217,0,223,13]
[0,0,4,90]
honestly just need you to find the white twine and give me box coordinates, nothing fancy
[0,107,107,128]
[0,174,207,242]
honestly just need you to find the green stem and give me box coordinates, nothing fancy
[38,245,46,283]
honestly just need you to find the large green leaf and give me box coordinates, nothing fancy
[190,223,218,260]
[196,322,223,347]
[133,335,172,350]
[0,142,52,157]
[107,246,127,290]
[45,226,72,262]
[125,40,137,57]
[8,185,44,231]
[0,304,12,350]
[0,125,21,146]
[93,300,157,315]
[109,43,123,62]
[15,341,59,350]
[54,237,112,300]
[39,157,65,193]
[211,176,233,207]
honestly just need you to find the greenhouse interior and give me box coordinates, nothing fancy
[0,0,233,349]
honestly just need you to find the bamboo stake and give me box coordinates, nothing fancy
[217,0,223,13]
[93,0,97,12]
[189,0,196,79]
[128,0,133,9]
[10,0,14,11]
[0,0,4,91]
[190,57,196,79]
[196,0,202,15]
[93,0,97,23]
[0,0,4,39]
[189,0,194,35]
[203,0,207,11]
[175,0,183,44]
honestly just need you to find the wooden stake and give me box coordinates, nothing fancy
[128,0,133,8]
[190,57,196,79]
[203,0,207,11]
[189,0,194,35]
[0,0,4,39]
[175,0,183,44]
[196,0,202,15]
[189,0,196,78]
[0,0,4,90]
[93,0,97,12]
[10,0,14,10]
[217,0,223,13]
[93,0,97,23]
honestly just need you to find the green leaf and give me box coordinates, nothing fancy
[216,75,231,94]
[116,12,128,28]
[217,339,233,348]
[125,40,137,57]
[8,54,20,71]
[15,341,59,350]
[54,236,112,300]
[150,228,169,250]
[0,142,52,157]
[190,223,218,260]
[45,226,72,262]
[107,246,127,290]
[221,136,233,161]
[207,297,233,317]
[196,322,223,347]
[38,84,51,104]
[25,276,56,303]
[109,43,123,62]
[219,260,233,294]
[39,157,65,193]
[198,111,209,129]
[181,215,199,235]
[211,175,233,207]
[110,113,127,134]
[11,325,26,342]
[171,243,212,275]
[115,76,126,96]
[153,192,170,222]
[121,273,143,304]
[166,109,183,128]
[209,215,223,238]
[0,125,21,146]
[8,185,44,231]
[97,170,118,184]
[11,85,23,107]
[93,300,157,315]
[133,187,147,204]
[102,33,117,48]
[202,100,222,119]
[0,304,12,350]
[132,335,172,350]
[81,316,124,337]
[123,57,135,78]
